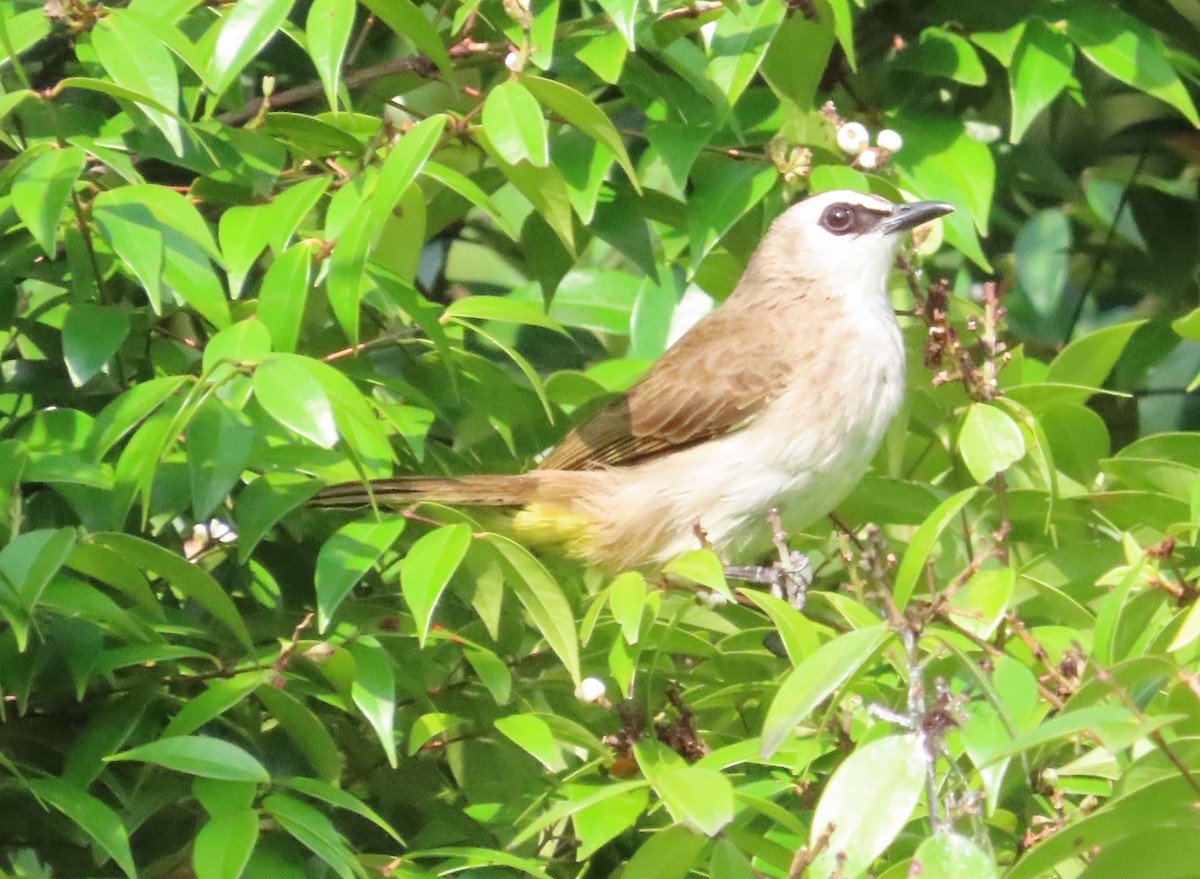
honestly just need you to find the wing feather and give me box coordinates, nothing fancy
[539,306,794,471]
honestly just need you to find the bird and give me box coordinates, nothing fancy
[314,190,954,578]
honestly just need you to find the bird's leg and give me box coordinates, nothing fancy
[722,509,812,610]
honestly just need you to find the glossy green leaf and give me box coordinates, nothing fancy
[482,81,549,167]
[662,549,733,600]
[896,26,986,84]
[348,639,398,767]
[11,145,85,256]
[207,0,295,98]
[1046,320,1145,388]
[1009,22,1075,142]
[495,714,565,771]
[524,76,638,191]
[808,735,926,879]
[256,243,313,353]
[959,403,1026,484]
[253,354,339,448]
[893,487,979,609]
[92,11,184,154]
[193,809,259,879]
[400,523,472,645]
[327,115,446,343]
[705,0,787,113]
[262,793,361,879]
[26,777,136,879]
[595,0,637,49]
[306,0,354,111]
[652,763,735,836]
[90,533,252,648]
[912,833,998,879]
[444,295,566,333]
[760,625,892,758]
[315,517,406,631]
[61,304,130,388]
[108,736,269,782]
[283,776,405,843]
[1064,1,1199,125]
[480,534,581,683]
[255,685,343,783]
[1014,209,1071,318]
[187,400,254,520]
[359,0,453,79]
[623,824,707,879]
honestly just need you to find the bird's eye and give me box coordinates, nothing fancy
[820,205,857,235]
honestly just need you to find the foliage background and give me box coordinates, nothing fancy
[2,0,1200,876]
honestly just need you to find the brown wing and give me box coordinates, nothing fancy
[540,305,794,471]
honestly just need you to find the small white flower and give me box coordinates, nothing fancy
[876,129,903,152]
[574,677,607,703]
[857,148,880,170]
[704,590,729,608]
[836,122,869,156]
[504,50,521,71]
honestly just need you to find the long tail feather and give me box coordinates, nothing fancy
[311,474,543,509]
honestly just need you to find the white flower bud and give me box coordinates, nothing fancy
[574,677,607,703]
[876,129,903,152]
[836,122,869,156]
[857,148,880,170]
[704,590,729,607]
[504,50,521,72]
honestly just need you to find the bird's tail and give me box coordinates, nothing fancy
[310,474,544,509]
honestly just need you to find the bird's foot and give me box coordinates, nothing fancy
[722,509,812,610]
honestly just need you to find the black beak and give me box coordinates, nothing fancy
[878,200,955,234]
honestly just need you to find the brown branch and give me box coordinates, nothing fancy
[217,40,496,126]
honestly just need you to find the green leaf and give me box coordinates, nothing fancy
[315,517,407,632]
[896,26,986,85]
[623,825,707,879]
[186,400,254,520]
[607,571,647,645]
[348,639,398,767]
[11,145,85,256]
[306,0,354,111]
[495,714,565,771]
[207,0,295,98]
[1014,209,1071,318]
[687,157,777,271]
[359,0,454,79]
[401,523,472,645]
[482,81,549,167]
[421,161,518,240]
[737,587,820,663]
[1009,22,1075,143]
[262,793,362,879]
[256,242,313,354]
[233,473,324,563]
[892,116,994,270]
[595,0,637,49]
[762,16,835,110]
[1064,1,1199,126]
[327,115,446,343]
[92,11,184,154]
[893,487,979,609]
[808,735,926,879]
[108,736,270,782]
[87,375,189,459]
[571,784,649,859]
[652,764,735,836]
[524,76,638,191]
[1046,320,1145,388]
[61,304,131,388]
[193,808,259,879]
[480,534,581,683]
[820,0,857,70]
[704,0,787,113]
[912,833,998,879]
[164,673,267,738]
[26,777,136,879]
[90,533,253,648]
[959,403,1026,484]
[478,132,575,250]
[760,625,892,758]
[444,295,566,333]
[662,549,733,600]
[946,568,1014,640]
[283,776,405,844]
[253,353,339,448]
[255,685,343,783]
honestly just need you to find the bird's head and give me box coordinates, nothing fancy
[746,190,955,301]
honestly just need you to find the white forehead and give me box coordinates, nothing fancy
[785,189,896,223]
